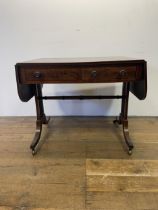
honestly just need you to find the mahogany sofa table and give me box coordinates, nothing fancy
[15,57,147,155]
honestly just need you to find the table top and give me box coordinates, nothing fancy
[15,57,147,102]
[16,57,146,65]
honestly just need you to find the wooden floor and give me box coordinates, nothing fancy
[0,117,158,210]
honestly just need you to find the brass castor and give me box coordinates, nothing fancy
[128,149,133,155]
[32,149,36,156]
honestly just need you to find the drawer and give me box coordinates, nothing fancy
[82,66,141,82]
[19,66,82,84]
[18,65,143,84]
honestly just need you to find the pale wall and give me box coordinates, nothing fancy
[0,0,158,116]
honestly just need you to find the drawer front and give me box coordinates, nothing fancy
[82,66,141,82]
[19,65,143,84]
[19,67,82,84]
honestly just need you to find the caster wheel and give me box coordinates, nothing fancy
[32,150,36,156]
[128,150,132,155]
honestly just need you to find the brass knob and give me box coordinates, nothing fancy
[33,72,42,79]
[91,70,97,78]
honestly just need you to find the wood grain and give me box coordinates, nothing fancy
[0,117,158,209]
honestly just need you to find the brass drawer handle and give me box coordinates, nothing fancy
[33,72,42,79]
[91,70,97,78]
